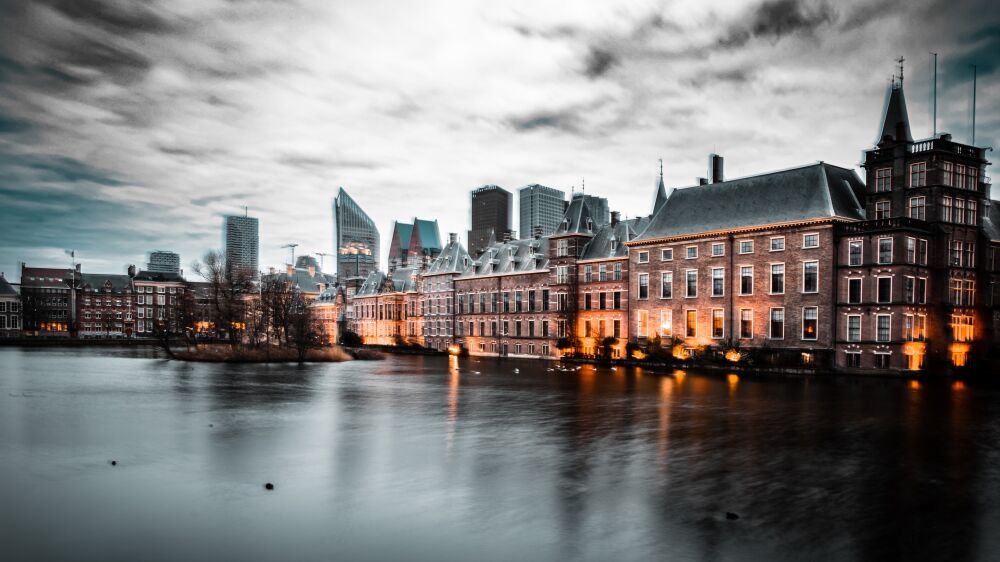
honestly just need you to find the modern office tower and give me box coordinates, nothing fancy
[467,185,513,257]
[388,218,442,271]
[223,214,259,275]
[332,187,380,283]
[571,193,610,228]
[147,251,180,274]
[518,185,566,238]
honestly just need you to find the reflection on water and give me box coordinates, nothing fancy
[1,347,1000,561]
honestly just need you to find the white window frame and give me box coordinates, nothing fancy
[711,308,725,339]
[711,267,725,297]
[847,277,863,304]
[661,248,673,261]
[801,306,818,341]
[739,265,753,296]
[685,269,698,298]
[711,242,725,257]
[876,314,891,342]
[876,276,892,304]
[802,260,819,294]
[637,251,649,263]
[877,237,893,264]
[770,236,785,252]
[660,271,673,299]
[739,308,753,339]
[685,246,698,259]
[769,307,785,340]
[738,240,754,254]
[770,263,785,295]
[846,314,861,342]
[802,233,819,249]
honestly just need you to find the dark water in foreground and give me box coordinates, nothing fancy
[1,348,999,562]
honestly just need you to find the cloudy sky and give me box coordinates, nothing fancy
[0,0,996,278]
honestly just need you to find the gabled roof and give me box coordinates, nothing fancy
[263,267,336,296]
[580,217,651,260]
[0,274,17,296]
[553,194,597,236]
[355,267,418,296]
[877,83,912,145]
[635,162,866,242]
[79,273,132,293]
[984,200,1000,243]
[653,169,669,215]
[458,237,549,278]
[425,238,472,275]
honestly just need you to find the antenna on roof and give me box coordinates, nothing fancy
[896,55,905,86]
[581,177,585,193]
[243,205,248,217]
[659,158,663,180]
[971,64,977,145]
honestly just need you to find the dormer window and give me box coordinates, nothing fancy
[586,218,593,231]
[610,237,618,252]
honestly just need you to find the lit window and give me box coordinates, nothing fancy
[711,309,724,338]
[659,310,672,337]
[802,307,818,340]
[686,310,697,338]
[739,309,753,338]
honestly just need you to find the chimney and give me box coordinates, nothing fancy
[502,230,513,242]
[286,264,294,276]
[698,177,709,185]
[127,264,136,277]
[709,154,724,183]
[610,211,620,226]
[448,232,457,244]
[532,225,543,239]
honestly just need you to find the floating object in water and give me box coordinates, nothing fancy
[110,460,117,466]
[471,371,480,375]
[725,512,739,520]
[611,367,617,371]
[209,424,214,427]
[264,483,274,490]
[513,368,520,374]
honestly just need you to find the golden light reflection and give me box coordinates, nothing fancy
[658,377,674,460]
[672,344,689,360]
[673,370,686,384]
[949,343,970,367]
[952,380,966,391]
[724,350,742,363]
[909,380,921,390]
[447,345,462,356]
[446,367,459,450]
[727,374,739,386]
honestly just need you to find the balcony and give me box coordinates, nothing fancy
[836,216,932,235]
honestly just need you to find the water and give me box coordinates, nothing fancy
[1,347,999,562]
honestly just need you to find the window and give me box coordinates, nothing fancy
[584,293,592,310]
[876,315,891,342]
[878,238,893,264]
[875,167,891,191]
[874,353,891,369]
[951,314,974,342]
[803,233,819,249]
[967,167,979,190]
[584,266,592,283]
[613,263,622,280]
[967,200,977,225]
[908,162,926,187]
[739,240,753,254]
[740,266,753,295]
[769,308,784,339]
[942,161,954,186]
[905,237,916,264]
[638,251,649,263]
[661,248,673,261]
[942,196,953,222]
[598,265,607,281]
[739,309,753,339]
[660,272,673,299]
[686,246,698,259]
[711,268,724,296]
[556,266,569,284]
[846,352,861,368]
[770,264,784,294]
[613,291,621,309]
[556,239,568,257]
[875,200,890,219]
[637,310,649,338]
[686,270,698,298]
[802,307,818,340]
[917,277,927,304]
[686,310,697,338]
[770,237,785,251]
[802,261,818,293]
[711,309,724,338]
[907,196,925,220]
[847,315,861,342]
[904,276,915,303]
[711,243,724,257]
[599,292,606,310]
[849,240,863,266]
[659,310,672,337]
[877,277,892,303]
[637,273,648,299]
[613,320,621,338]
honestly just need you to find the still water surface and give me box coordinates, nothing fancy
[1,347,999,561]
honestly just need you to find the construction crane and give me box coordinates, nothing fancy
[315,252,332,270]
[281,243,299,266]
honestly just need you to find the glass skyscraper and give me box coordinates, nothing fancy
[223,214,259,275]
[518,184,565,238]
[332,188,379,282]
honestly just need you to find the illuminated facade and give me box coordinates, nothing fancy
[333,188,380,285]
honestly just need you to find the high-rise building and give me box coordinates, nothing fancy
[223,214,259,275]
[388,218,442,271]
[332,188,379,283]
[467,185,513,257]
[147,251,180,274]
[518,185,565,238]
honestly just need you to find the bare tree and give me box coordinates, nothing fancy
[287,294,321,362]
[191,251,254,347]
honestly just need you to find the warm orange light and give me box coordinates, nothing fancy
[724,350,742,363]
[672,344,689,360]
[952,380,966,391]
[949,343,970,367]
[727,374,739,386]
[447,345,462,356]
[631,349,647,360]
[909,380,921,390]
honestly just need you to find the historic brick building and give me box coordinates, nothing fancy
[132,269,189,337]
[627,160,866,365]
[419,234,471,351]
[0,273,20,338]
[78,273,134,338]
[352,268,419,345]
[835,79,995,370]
[19,264,79,337]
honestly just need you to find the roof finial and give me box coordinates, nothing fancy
[659,158,663,180]
[581,177,585,192]
[896,55,905,86]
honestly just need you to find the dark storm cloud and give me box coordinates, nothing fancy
[278,154,383,171]
[6,153,124,187]
[0,111,32,134]
[718,0,835,48]
[40,0,180,36]
[686,67,755,88]
[190,192,253,207]
[582,46,619,79]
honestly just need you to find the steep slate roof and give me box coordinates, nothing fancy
[635,163,866,242]
[877,83,912,145]
[389,267,418,292]
[984,200,1000,243]
[0,274,17,296]
[580,217,651,260]
[458,237,550,278]
[20,267,76,288]
[425,238,472,275]
[355,267,418,295]
[653,171,669,215]
[79,273,132,293]
[356,271,385,296]
[264,267,336,296]
[133,270,185,283]
[553,195,597,236]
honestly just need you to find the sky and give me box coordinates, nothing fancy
[0,0,997,279]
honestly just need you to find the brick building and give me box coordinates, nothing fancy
[19,264,79,337]
[0,273,20,338]
[627,161,866,365]
[352,268,419,345]
[78,273,134,338]
[419,233,471,351]
[132,270,189,337]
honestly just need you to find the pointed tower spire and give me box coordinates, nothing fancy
[653,158,669,215]
[877,61,913,146]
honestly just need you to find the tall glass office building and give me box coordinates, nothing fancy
[332,188,379,282]
[223,214,259,275]
[518,184,565,238]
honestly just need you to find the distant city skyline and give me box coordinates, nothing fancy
[0,0,996,277]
